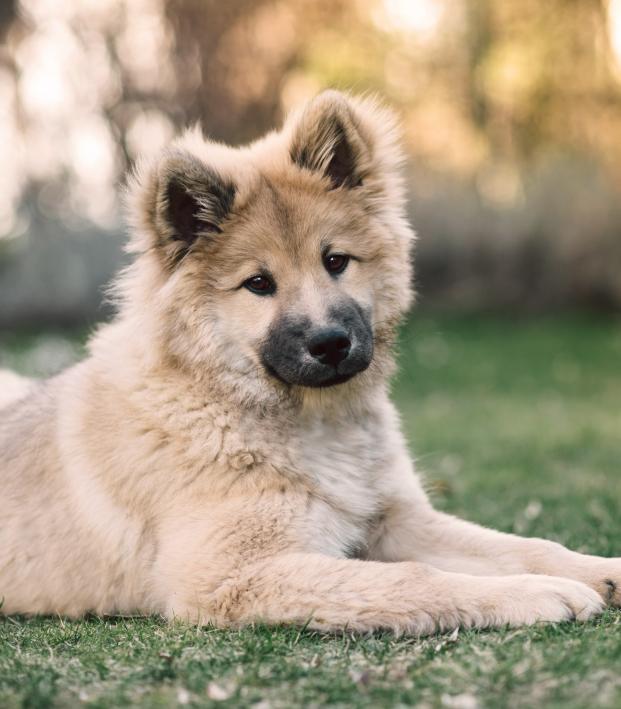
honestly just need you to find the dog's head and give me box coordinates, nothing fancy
[123,91,414,404]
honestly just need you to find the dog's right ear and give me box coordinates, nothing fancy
[127,149,236,265]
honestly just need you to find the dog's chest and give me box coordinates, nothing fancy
[294,415,390,558]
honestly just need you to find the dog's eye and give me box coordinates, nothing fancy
[323,253,350,276]
[243,274,276,296]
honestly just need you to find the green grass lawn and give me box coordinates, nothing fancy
[1,315,621,708]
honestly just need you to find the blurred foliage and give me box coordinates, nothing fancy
[1,0,621,324]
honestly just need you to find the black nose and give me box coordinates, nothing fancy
[308,328,351,367]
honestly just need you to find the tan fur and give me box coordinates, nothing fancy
[1,91,619,633]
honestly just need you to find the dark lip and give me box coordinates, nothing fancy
[299,371,357,388]
[262,360,367,389]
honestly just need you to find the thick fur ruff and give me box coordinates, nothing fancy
[1,91,619,633]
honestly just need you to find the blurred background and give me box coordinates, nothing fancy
[1,0,621,331]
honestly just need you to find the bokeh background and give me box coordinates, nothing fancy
[1,0,621,330]
[2,6,621,705]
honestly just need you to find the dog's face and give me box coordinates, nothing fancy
[218,184,376,389]
[126,91,414,400]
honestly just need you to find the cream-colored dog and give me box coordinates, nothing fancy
[1,91,619,633]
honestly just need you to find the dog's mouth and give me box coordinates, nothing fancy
[310,370,358,388]
[265,364,366,389]
[262,358,368,388]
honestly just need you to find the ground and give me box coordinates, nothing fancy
[1,315,621,708]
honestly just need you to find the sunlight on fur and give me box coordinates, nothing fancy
[1,91,619,633]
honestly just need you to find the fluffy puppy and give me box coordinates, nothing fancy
[1,91,619,631]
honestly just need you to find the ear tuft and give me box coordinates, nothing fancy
[289,91,371,189]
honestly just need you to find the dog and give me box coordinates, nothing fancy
[1,91,619,632]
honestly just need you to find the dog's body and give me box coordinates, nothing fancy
[1,92,619,632]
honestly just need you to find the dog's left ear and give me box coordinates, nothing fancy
[288,91,376,189]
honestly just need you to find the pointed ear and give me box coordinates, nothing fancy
[128,149,236,265]
[289,91,374,189]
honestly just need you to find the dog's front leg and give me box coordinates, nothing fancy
[371,497,621,606]
[155,500,603,632]
[165,552,606,632]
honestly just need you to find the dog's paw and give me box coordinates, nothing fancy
[489,574,605,627]
[578,558,621,606]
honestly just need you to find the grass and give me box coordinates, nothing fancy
[1,314,621,708]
